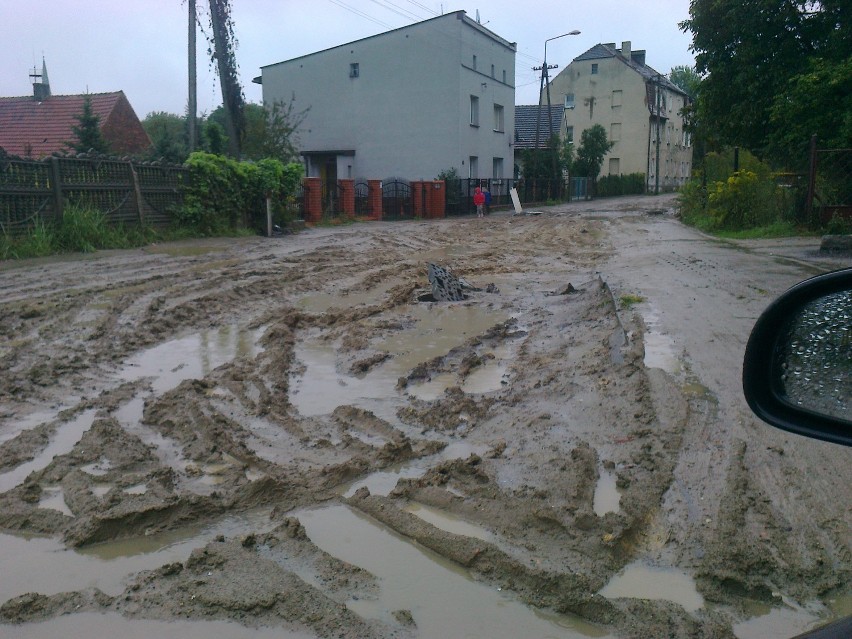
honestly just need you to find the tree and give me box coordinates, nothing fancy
[521,134,573,181]
[668,65,701,100]
[68,95,109,154]
[680,0,849,162]
[768,56,852,162]
[229,100,308,163]
[572,125,613,179]
[142,111,189,163]
[208,0,244,157]
[202,120,228,155]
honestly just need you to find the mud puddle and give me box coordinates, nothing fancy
[0,613,309,639]
[592,466,620,517]
[290,303,509,418]
[639,306,682,374]
[297,504,613,639]
[0,409,97,492]
[341,441,489,497]
[732,593,852,639]
[0,507,277,604]
[120,324,264,395]
[598,561,704,612]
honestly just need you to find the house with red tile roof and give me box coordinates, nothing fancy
[0,61,151,159]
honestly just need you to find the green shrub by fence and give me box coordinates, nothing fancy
[595,173,646,197]
[181,152,303,234]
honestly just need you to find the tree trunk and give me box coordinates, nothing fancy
[209,0,242,158]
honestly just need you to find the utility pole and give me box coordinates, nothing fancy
[654,74,663,195]
[534,31,580,183]
[533,61,558,153]
[188,0,197,152]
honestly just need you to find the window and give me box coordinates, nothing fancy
[591,63,598,74]
[349,63,359,78]
[611,90,622,107]
[470,95,479,126]
[565,126,574,143]
[493,104,504,132]
[493,157,503,179]
[564,93,575,109]
[610,123,621,141]
[472,55,477,70]
[469,156,478,178]
[609,158,620,175]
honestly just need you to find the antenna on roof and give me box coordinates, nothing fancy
[476,9,480,23]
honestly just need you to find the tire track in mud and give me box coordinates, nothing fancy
[0,207,795,638]
[600,203,852,633]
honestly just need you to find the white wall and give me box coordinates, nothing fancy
[260,12,515,181]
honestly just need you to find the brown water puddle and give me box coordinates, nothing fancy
[598,561,704,612]
[290,303,509,418]
[297,504,613,639]
[0,409,97,493]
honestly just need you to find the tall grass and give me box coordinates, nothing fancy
[0,205,160,260]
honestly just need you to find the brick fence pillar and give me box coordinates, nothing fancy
[411,181,425,218]
[426,180,446,219]
[338,179,355,216]
[303,177,322,223]
[368,180,383,220]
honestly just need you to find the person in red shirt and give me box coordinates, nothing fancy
[473,187,485,218]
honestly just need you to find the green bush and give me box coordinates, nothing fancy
[595,173,646,197]
[181,152,303,234]
[679,149,799,233]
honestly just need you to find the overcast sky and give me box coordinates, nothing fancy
[0,1,695,120]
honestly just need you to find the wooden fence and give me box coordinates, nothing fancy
[0,153,187,236]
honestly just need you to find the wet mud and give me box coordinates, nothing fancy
[0,196,848,638]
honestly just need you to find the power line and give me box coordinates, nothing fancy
[405,0,438,15]
[367,0,423,21]
[326,0,393,29]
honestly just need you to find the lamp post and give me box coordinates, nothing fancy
[534,30,580,152]
[533,30,580,195]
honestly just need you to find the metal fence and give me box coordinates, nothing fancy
[443,177,588,216]
[807,137,852,225]
[0,153,187,236]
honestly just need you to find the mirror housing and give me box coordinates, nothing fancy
[743,268,852,446]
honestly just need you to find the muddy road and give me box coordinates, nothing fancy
[0,194,849,638]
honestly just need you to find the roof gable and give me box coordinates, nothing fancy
[513,104,565,149]
[0,91,149,158]
[261,10,515,70]
[573,43,686,96]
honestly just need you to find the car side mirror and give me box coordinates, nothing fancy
[742,268,851,446]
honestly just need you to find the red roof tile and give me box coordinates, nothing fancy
[0,91,151,158]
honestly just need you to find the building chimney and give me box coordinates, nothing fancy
[621,41,631,58]
[30,58,51,101]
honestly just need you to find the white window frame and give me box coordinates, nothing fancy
[493,104,504,133]
[470,95,480,126]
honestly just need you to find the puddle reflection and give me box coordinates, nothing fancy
[120,326,264,395]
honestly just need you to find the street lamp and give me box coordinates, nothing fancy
[534,30,581,151]
[533,30,580,190]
